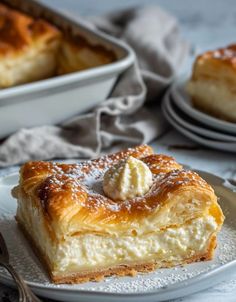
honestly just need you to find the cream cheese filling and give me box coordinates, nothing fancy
[54,215,217,272]
[17,197,218,274]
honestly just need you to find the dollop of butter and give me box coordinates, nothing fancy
[103,156,153,201]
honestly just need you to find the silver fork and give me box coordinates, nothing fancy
[0,232,42,302]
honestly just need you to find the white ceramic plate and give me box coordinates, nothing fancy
[0,172,236,302]
[164,96,236,142]
[171,80,236,134]
[162,98,236,153]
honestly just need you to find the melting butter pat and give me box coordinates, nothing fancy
[103,156,153,201]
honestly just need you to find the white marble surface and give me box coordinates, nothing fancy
[0,0,236,301]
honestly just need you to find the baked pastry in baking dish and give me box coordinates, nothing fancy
[0,4,61,88]
[186,44,236,122]
[0,3,115,88]
[12,145,224,284]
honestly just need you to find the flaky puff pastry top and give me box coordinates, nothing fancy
[0,3,61,57]
[190,44,236,84]
[0,3,115,71]
[12,145,224,239]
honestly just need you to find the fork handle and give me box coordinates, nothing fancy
[0,261,41,302]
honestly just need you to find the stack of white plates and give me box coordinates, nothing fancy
[162,80,236,153]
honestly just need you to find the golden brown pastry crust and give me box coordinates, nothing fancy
[0,3,61,87]
[191,45,236,80]
[187,44,236,122]
[0,3,60,57]
[14,144,221,238]
[0,3,116,88]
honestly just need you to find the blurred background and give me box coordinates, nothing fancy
[42,0,236,53]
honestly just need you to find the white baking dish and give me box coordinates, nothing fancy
[0,0,135,138]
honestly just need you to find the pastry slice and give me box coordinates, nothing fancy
[186,44,236,122]
[12,145,224,284]
[0,3,61,88]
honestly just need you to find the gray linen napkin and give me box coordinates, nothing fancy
[0,6,189,167]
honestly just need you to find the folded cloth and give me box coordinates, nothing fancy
[0,6,189,167]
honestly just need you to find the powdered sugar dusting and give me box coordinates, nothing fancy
[34,145,155,212]
[30,148,210,218]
